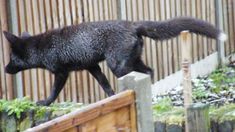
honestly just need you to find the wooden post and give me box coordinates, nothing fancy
[118,72,154,132]
[187,103,210,132]
[215,0,225,67]
[7,0,24,98]
[181,31,210,132]
[117,0,127,20]
[180,31,192,132]
[181,31,193,106]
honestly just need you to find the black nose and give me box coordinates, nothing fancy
[5,66,18,74]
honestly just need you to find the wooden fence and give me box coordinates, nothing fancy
[0,0,234,103]
[26,90,137,132]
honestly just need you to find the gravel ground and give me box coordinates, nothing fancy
[152,66,235,106]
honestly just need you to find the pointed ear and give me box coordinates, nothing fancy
[21,31,31,38]
[3,31,25,55]
[3,31,21,44]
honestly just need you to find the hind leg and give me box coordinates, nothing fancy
[134,59,154,82]
[107,59,134,78]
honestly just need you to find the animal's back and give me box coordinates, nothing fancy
[48,21,138,70]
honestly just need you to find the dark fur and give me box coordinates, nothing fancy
[3,17,222,105]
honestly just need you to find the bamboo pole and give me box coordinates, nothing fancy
[180,31,192,132]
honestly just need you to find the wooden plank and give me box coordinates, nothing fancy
[165,0,173,75]
[130,103,137,132]
[155,0,163,80]
[64,0,73,102]
[191,0,198,62]
[149,0,158,81]
[108,0,113,20]
[112,0,118,20]
[206,0,212,55]
[57,0,66,102]
[93,0,102,101]
[75,0,85,103]
[31,0,43,102]
[0,0,8,99]
[2,1,14,100]
[42,0,52,101]
[187,104,210,132]
[107,0,116,98]
[0,18,3,98]
[102,0,111,100]
[170,0,179,73]
[126,0,132,20]
[18,0,32,98]
[50,0,59,28]
[79,106,130,132]
[97,0,105,102]
[196,0,203,60]
[201,0,208,58]
[222,0,229,56]
[49,0,59,103]
[37,0,47,100]
[131,0,137,21]
[70,0,78,103]
[26,90,135,132]
[81,0,90,104]
[160,0,169,78]
[228,0,234,54]
[100,0,114,98]
[69,0,78,102]
[233,0,235,54]
[210,0,216,53]
[87,0,95,103]
[111,0,118,92]
[231,1,235,50]
[76,0,84,23]
[65,127,79,132]
[77,72,85,103]
[25,0,38,101]
[143,0,152,70]
[70,0,77,25]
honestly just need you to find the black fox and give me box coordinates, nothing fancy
[3,17,226,106]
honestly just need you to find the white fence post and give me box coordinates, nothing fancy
[215,0,225,67]
[118,72,154,132]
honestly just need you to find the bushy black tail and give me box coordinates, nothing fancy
[134,17,226,41]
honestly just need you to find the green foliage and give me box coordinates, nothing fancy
[35,106,50,119]
[209,104,235,122]
[209,67,235,93]
[0,97,35,119]
[192,85,208,99]
[153,97,173,114]
[0,97,83,119]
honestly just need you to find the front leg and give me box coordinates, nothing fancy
[37,72,69,106]
[88,65,115,96]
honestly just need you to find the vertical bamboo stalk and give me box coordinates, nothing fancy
[180,31,192,132]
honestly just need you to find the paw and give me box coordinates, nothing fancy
[107,90,115,97]
[36,100,51,106]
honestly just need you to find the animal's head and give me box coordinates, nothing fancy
[3,31,34,74]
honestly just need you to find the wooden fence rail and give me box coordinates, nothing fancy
[0,0,234,104]
[26,90,137,132]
